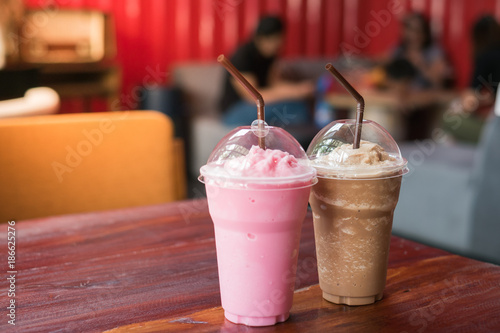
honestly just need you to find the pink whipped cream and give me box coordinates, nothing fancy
[224,146,307,177]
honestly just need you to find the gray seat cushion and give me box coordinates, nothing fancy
[394,149,474,255]
[394,114,500,264]
[469,116,500,263]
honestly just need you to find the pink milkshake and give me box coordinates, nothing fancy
[200,126,316,326]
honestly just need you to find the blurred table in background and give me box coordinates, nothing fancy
[325,89,458,141]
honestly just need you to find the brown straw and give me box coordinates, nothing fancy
[218,54,266,149]
[325,63,364,149]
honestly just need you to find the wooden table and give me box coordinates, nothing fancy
[1,200,499,332]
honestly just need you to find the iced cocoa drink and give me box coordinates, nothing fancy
[307,120,407,306]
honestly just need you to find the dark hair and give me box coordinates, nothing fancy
[255,15,284,37]
[472,15,500,58]
[402,12,432,49]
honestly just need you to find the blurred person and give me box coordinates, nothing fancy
[447,15,500,143]
[465,15,500,111]
[392,12,452,90]
[220,15,314,127]
[385,12,453,140]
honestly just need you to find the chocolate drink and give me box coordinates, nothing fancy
[307,120,408,306]
[309,173,402,305]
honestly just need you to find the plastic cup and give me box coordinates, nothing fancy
[306,119,408,305]
[199,124,316,326]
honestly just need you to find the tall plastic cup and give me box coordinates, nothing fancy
[200,125,316,326]
[306,120,408,306]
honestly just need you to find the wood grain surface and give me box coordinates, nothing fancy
[0,199,499,332]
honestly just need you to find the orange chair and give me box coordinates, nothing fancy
[0,111,186,221]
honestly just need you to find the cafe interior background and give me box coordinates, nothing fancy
[1,0,499,265]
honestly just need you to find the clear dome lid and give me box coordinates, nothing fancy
[306,119,408,179]
[199,123,316,188]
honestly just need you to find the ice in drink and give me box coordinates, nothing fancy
[200,126,316,325]
[307,120,407,305]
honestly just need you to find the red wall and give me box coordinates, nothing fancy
[25,0,500,110]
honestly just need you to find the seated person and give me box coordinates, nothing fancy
[384,12,453,140]
[219,16,314,128]
[450,15,500,143]
[391,12,452,90]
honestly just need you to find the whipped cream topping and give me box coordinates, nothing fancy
[224,146,310,177]
[311,140,405,178]
[315,140,396,166]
